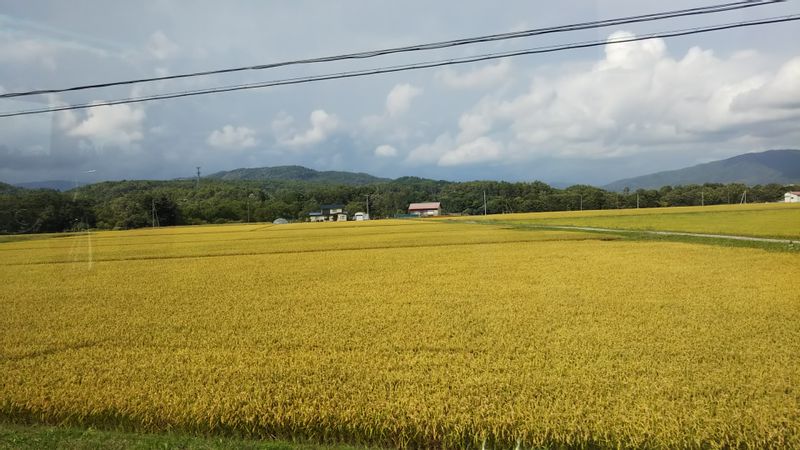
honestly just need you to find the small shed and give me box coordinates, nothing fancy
[353,212,369,221]
[785,191,800,203]
[273,218,289,224]
[408,202,441,217]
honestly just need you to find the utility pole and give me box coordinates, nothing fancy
[483,191,487,216]
[250,193,257,223]
[364,194,370,219]
[701,190,704,206]
[151,198,159,228]
[636,193,640,209]
[579,194,583,211]
[196,166,201,189]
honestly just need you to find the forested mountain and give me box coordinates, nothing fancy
[0,181,21,194]
[605,149,800,191]
[206,165,390,185]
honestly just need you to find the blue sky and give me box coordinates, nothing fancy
[0,0,799,185]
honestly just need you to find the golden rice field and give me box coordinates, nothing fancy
[1,213,799,449]
[449,203,800,239]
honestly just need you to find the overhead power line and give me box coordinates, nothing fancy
[1,15,798,119]
[0,0,785,100]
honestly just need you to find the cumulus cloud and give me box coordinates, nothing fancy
[359,83,424,146]
[439,137,503,166]
[457,109,494,143]
[67,104,146,148]
[406,118,504,167]
[731,57,800,113]
[374,144,398,157]
[436,59,512,89]
[494,32,800,157]
[207,125,258,150]
[278,109,339,147]
[600,31,666,70]
[42,94,80,132]
[385,83,422,116]
[406,98,505,167]
[411,31,800,164]
[147,31,180,60]
[406,133,454,165]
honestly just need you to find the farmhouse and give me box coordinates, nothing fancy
[308,204,348,222]
[408,202,441,217]
[785,191,800,203]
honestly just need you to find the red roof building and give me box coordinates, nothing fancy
[408,202,441,216]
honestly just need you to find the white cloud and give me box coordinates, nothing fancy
[279,109,339,147]
[600,31,666,70]
[731,57,800,113]
[436,59,512,89]
[67,104,145,148]
[43,94,80,131]
[406,98,504,167]
[406,133,454,165]
[271,112,295,135]
[374,144,398,157]
[386,83,422,117]
[359,83,424,146]
[457,110,494,144]
[147,31,179,60]
[207,125,258,150]
[504,33,800,157]
[406,132,503,167]
[439,137,503,166]
[418,31,800,161]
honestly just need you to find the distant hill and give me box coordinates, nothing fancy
[0,181,22,194]
[206,165,390,185]
[604,149,800,191]
[13,180,84,191]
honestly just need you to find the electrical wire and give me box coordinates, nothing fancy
[0,0,785,100]
[1,14,798,119]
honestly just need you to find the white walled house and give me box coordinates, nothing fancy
[785,192,800,203]
[308,204,348,222]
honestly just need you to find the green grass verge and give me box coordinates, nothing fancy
[479,221,800,253]
[0,422,372,450]
[0,232,81,244]
[447,204,800,240]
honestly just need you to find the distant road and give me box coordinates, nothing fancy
[523,224,799,244]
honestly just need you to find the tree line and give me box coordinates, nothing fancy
[0,178,792,234]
